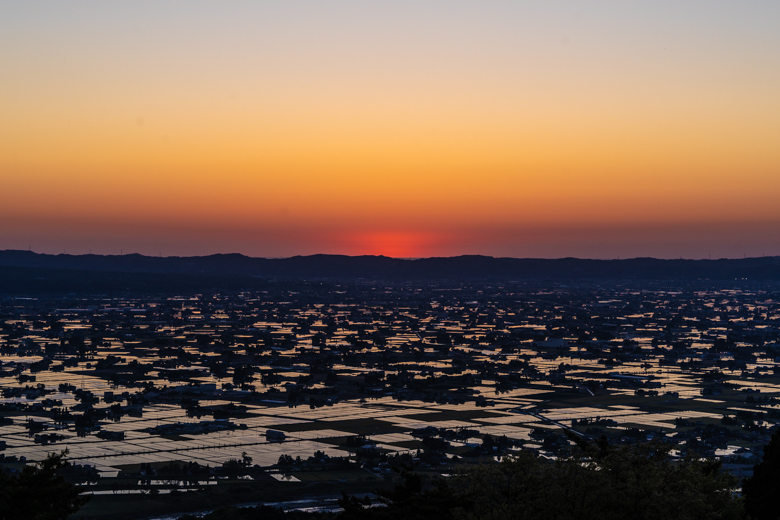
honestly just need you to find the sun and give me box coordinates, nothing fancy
[340,231,436,258]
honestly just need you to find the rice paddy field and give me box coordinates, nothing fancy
[2,282,780,517]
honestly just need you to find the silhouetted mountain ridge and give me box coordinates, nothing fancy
[1,250,779,282]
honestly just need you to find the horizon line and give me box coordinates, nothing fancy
[2,249,778,262]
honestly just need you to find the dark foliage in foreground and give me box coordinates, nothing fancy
[0,451,88,520]
[743,428,780,520]
[3,437,774,520]
[338,440,743,520]
[338,469,469,520]
[453,440,743,520]
[183,439,747,520]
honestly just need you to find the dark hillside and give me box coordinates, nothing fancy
[1,250,778,281]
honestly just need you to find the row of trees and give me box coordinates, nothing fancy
[4,431,780,520]
[179,432,780,520]
[339,438,744,520]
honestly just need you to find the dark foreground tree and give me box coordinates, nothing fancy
[743,428,780,520]
[0,451,88,520]
[189,440,744,520]
[458,441,743,520]
[338,469,466,520]
[336,440,743,520]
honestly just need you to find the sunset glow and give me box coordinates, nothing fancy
[334,231,445,259]
[1,2,779,258]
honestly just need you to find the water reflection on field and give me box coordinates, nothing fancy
[1,283,779,483]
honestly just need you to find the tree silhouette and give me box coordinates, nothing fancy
[744,428,780,520]
[458,441,742,520]
[0,451,88,520]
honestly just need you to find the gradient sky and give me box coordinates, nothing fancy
[1,1,779,259]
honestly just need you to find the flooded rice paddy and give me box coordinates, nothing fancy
[2,282,780,496]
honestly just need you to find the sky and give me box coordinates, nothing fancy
[1,1,779,259]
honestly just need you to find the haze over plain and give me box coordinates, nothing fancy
[1,1,779,259]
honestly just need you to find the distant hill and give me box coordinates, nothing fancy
[1,250,779,288]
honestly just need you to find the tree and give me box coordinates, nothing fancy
[456,440,743,520]
[338,469,463,520]
[0,451,88,520]
[743,428,780,520]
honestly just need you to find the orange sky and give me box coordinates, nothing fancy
[1,2,779,258]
